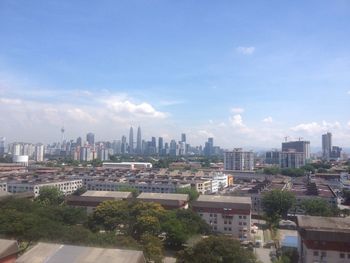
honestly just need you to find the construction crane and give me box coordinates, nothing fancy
[284,136,289,142]
[298,137,303,141]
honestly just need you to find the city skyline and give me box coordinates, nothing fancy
[0,1,350,147]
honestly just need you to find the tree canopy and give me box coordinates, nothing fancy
[176,236,257,263]
[301,199,339,217]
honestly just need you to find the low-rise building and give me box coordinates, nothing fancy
[66,190,133,213]
[7,178,83,197]
[193,195,252,240]
[16,242,146,263]
[297,215,350,263]
[137,192,189,209]
[102,162,152,170]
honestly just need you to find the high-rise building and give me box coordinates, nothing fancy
[0,137,5,156]
[204,137,214,156]
[224,148,254,171]
[158,137,164,155]
[86,133,95,146]
[76,137,82,147]
[129,127,134,154]
[121,136,127,154]
[282,140,310,160]
[322,132,332,160]
[330,146,342,160]
[34,144,44,162]
[136,126,142,154]
[181,133,186,143]
[265,150,280,165]
[169,140,177,156]
[280,150,306,169]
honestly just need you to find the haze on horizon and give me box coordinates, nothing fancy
[0,0,349,148]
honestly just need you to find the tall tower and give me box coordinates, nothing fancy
[129,126,134,154]
[61,126,65,143]
[181,133,186,143]
[322,132,332,160]
[136,126,142,154]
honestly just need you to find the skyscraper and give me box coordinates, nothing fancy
[181,133,186,143]
[322,132,332,160]
[224,148,254,171]
[158,137,164,155]
[34,144,44,162]
[86,133,95,146]
[136,126,142,154]
[129,126,134,154]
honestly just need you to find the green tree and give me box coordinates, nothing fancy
[141,234,164,263]
[134,215,161,238]
[176,236,257,263]
[91,200,129,231]
[36,186,65,206]
[263,167,280,175]
[301,199,338,217]
[262,190,296,227]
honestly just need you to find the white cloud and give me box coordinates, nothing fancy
[347,90,350,95]
[198,130,214,138]
[236,46,255,55]
[104,97,167,119]
[262,116,273,123]
[0,97,22,105]
[291,121,341,134]
[230,107,245,114]
[66,108,97,123]
[229,114,252,133]
[158,100,185,106]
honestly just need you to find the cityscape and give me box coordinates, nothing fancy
[1,1,350,263]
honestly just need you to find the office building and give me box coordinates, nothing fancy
[193,195,251,240]
[129,126,134,154]
[181,133,186,143]
[330,146,342,160]
[86,132,95,146]
[158,137,164,155]
[136,126,142,154]
[297,215,350,263]
[0,137,5,156]
[322,132,332,160]
[224,148,254,171]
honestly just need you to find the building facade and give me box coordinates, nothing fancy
[224,149,254,171]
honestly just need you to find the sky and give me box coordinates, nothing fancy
[0,0,350,150]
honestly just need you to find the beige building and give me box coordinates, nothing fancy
[193,195,251,240]
[137,192,189,209]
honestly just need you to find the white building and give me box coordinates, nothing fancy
[224,148,254,171]
[193,195,252,240]
[203,172,228,193]
[34,144,44,162]
[12,155,29,166]
[7,179,83,197]
[102,162,153,170]
[297,215,350,263]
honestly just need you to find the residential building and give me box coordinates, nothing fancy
[224,148,254,171]
[265,150,280,165]
[193,195,251,240]
[280,150,306,169]
[102,162,152,170]
[34,144,44,162]
[297,215,350,263]
[7,178,83,197]
[137,192,189,209]
[66,191,132,213]
[16,242,146,263]
[282,140,310,160]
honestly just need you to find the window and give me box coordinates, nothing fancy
[228,227,232,231]
[239,215,242,219]
[243,216,247,219]
[321,251,327,257]
[214,214,217,217]
[224,221,227,224]
[340,253,345,259]
[224,227,227,231]
[210,214,213,217]
[348,254,350,259]
[239,222,242,225]
[229,221,232,225]
[243,222,247,226]
[313,251,319,257]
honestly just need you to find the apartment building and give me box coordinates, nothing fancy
[192,195,252,240]
[137,193,189,209]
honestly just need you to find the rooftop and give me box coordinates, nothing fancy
[16,242,145,263]
[137,192,189,201]
[195,195,251,204]
[82,191,132,199]
[297,215,350,233]
[0,239,18,259]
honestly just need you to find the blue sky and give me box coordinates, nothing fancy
[0,0,349,149]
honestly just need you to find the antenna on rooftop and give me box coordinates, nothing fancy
[284,136,289,142]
